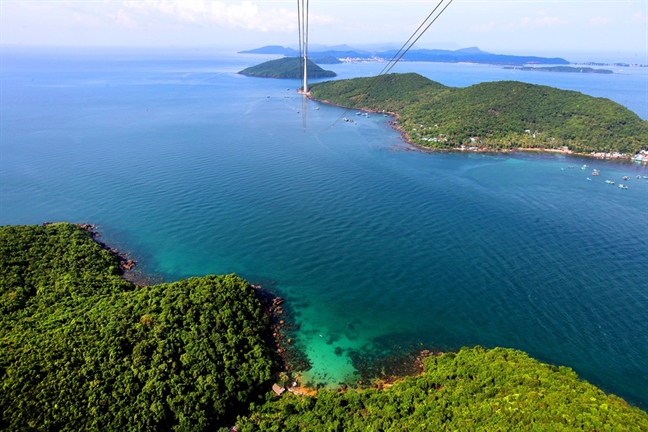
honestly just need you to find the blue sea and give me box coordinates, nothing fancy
[1,47,647,406]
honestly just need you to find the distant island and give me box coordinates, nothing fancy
[238,57,337,79]
[2,222,648,429]
[309,73,648,156]
[504,65,614,74]
[239,45,569,66]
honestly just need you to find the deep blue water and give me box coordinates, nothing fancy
[1,47,648,407]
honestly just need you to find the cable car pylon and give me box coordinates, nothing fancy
[297,0,309,131]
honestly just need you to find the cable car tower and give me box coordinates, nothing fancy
[296,0,310,131]
[297,0,309,94]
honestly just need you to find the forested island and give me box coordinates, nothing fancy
[2,223,648,430]
[238,57,336,79]
[309,73,648,155]
[239,45,569,66]
[504,66,614,74]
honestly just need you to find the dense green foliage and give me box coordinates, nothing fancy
[239,57,336,79]
[310,73,648,154]
[3,224,647,430]
[0,223,273,431]
[237,347,648,431]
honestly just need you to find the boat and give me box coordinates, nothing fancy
[591,170,599,176]
[619,184,628,189]
[622,176,630,181]
[605,180,615,185]
[586,178,592,181]
[568,166,575,169]
[581,164,588,170]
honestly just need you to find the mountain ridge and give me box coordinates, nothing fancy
[239,45,569,65]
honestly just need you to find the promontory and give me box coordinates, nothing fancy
[309,72,648,156]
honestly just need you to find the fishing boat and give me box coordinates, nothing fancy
[619,184,628,189]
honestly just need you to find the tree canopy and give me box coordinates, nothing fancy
[239,58,336,79]
[309,73,648,155]
[237,347,648,431]
[0,223,274,431]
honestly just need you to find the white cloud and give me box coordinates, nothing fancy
[588,17,611,27]
[72,11,101,27]
[535,16,568,27]
[111,8,139,29]
[118,1,311,33]
[473,20,495,32]
[632,11,648,24]
[506,13,567,30]
[518,17,532,27]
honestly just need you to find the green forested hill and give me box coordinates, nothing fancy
[239,57,336,79]
[309,73,648,154]
[0,223,273,430]
[238,347,648,431]
[2,223,647,430]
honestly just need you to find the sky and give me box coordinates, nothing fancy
[1,1,647,62]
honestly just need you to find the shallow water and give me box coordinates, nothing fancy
[1,48,647,406]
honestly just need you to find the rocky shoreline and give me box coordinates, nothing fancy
[251,284,312,375]
[44,222,138,273]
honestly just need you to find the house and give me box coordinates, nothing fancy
[272,383,286,396]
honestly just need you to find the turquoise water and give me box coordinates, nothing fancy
[1,48,648,406]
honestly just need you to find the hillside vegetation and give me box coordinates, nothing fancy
[309,73,648,154]
[237,346,648,431]
[1,223,647,430]
[0,223,274,431]
[239,57,336,79]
